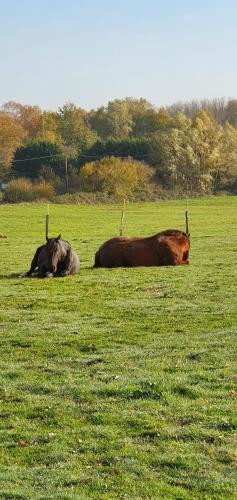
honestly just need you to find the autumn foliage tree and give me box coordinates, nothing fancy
[0,113,26,174]
[214,123,237,189]
[37,111,60,143]
[58,102,97,151]
[89,100,133,140]
[149,111,229,192]
[2,101,41,138]
[1,96,237,196]
[79,156,154,198]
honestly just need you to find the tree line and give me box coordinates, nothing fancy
[1,97,237,200]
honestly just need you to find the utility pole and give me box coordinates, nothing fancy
[63,145,77,194]
[65,156,69,194]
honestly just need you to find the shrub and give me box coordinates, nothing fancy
[79,156,154,199]
[53,191,115,205]
[39,166,66,194]
[2,178,55,203]
[3,178,35,203]
[33,181,55,200]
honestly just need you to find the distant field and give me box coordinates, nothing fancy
[0,197,236,499]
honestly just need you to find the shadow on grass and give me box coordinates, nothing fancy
[0,273,28,279]
[0,271,92,279]
[173,384,199,399]
[95,382,163,401]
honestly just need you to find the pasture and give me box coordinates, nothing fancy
[0,197,236,499]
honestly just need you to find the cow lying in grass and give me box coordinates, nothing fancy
[94,229,190,268]
[25,235,80,278]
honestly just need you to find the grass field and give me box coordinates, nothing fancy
[0,197,236,499]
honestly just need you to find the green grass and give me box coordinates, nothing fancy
[0,197,236,499]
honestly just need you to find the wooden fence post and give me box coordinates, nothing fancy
[185,198,189,236]
[46,204,49,240]
[119,199,126,236]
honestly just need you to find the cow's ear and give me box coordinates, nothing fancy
[57,234,61,240]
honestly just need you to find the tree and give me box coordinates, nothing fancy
[89,100,133,140]
[166,98,229,125]
[154,108,174,131]
[58,102,97,151]
[13,140,63,179]
[226,100,237,128]
[149,128,186,188]
[122,98,157,137]
[190,111,223,173]
[78,137,151,167]
[212,123,237,190]
[149,111,223,192]
[126,99,174,136]
[37,111,60,143]
[0,113,26,175]
[2,101,41,138]
[89,98,175,140]
[80,156,154,198]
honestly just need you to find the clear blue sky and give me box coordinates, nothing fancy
[0,0,236,110]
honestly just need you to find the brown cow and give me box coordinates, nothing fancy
[94,229,190,268]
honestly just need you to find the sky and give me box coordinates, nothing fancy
[0,0,237,111]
